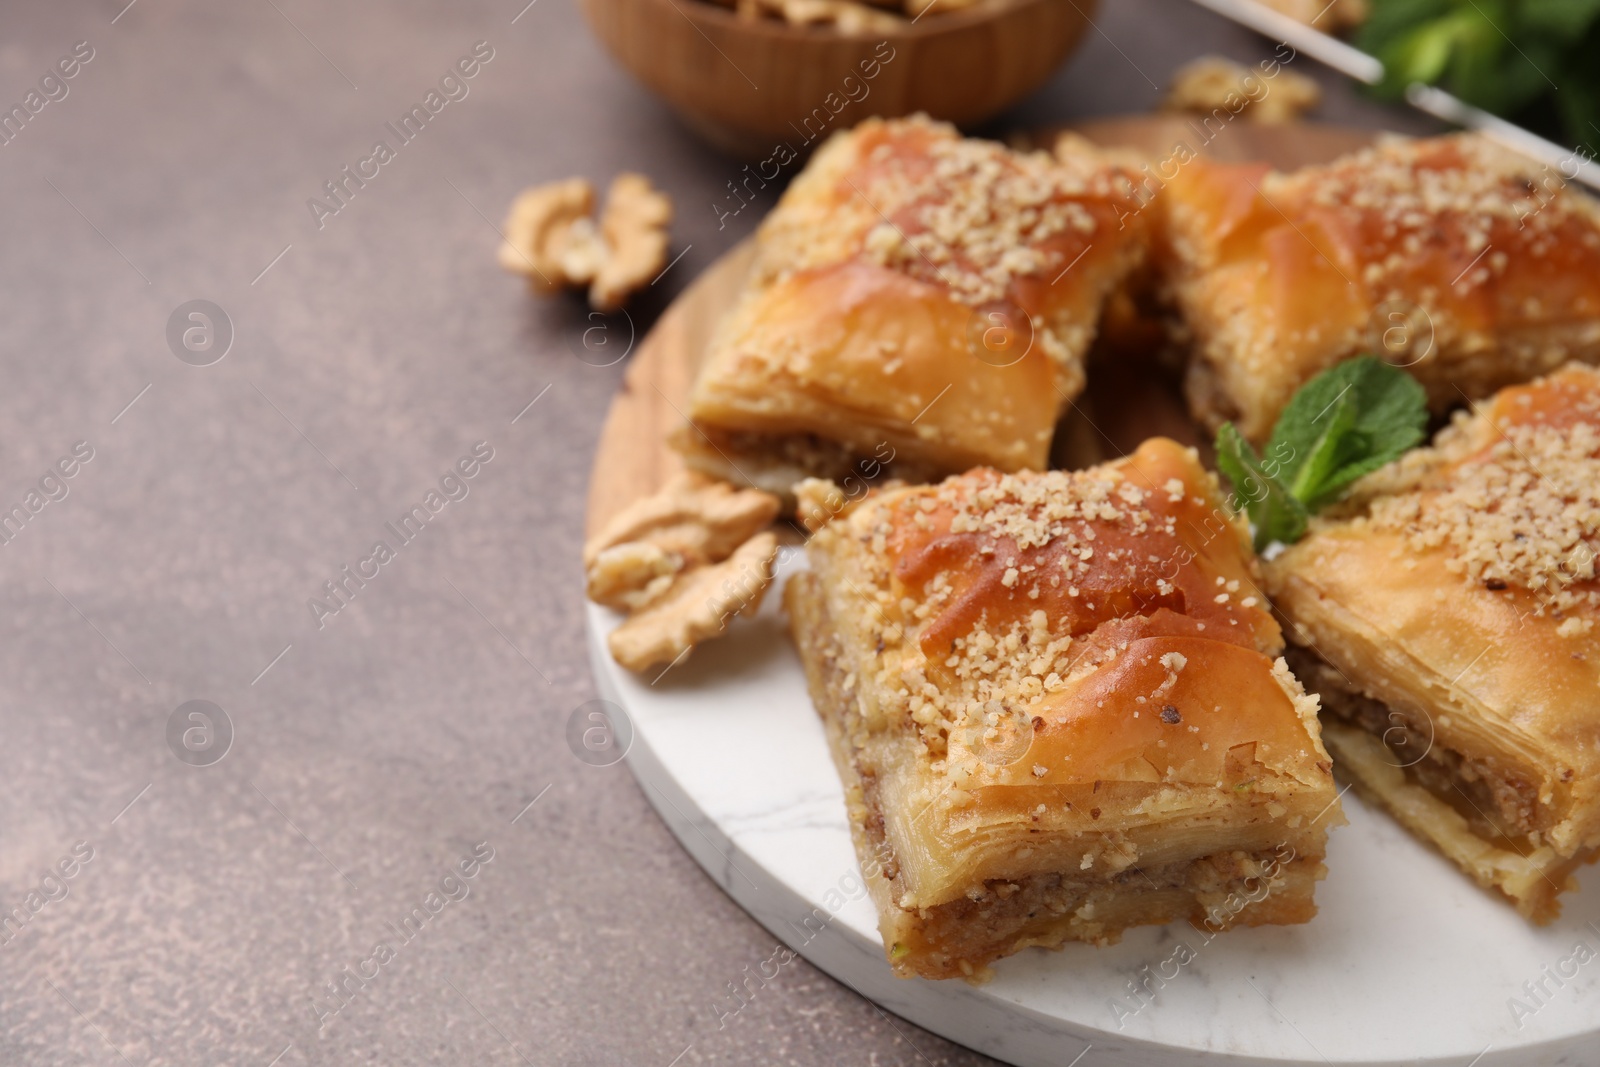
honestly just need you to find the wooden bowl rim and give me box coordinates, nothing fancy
[628,0,1074,43]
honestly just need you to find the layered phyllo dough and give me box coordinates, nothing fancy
[676,115,1151,498]
[1161,133,1600,442]
[788,438,1342,979]
[1267,363,1600,920]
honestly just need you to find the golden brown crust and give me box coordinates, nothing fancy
[1267,364,1600,917]
[793,440,1340,977]
[1161,134,1600,441]
[680,115,1152,485]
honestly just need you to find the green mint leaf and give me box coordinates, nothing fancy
[1523,0,1600,38]
[1265,356,1427,511]
[1389,18,1461,90]
[1359,0,1600,146]
[1214,356,1428,552]
[1262,359,1363,499]
[1358,0,1451,50]
[1215,422,1309,553]
[1309,358,1428,507]
[1283,388,1359,505]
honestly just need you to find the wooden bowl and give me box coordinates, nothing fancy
[579,0,1098,157]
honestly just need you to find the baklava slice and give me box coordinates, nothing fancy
[1267,363,1600,921]
[675,115,1150,496]
[787,438,1342,979]
[1161,133,1600,441]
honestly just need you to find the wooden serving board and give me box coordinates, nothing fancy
[584,115,1376,535]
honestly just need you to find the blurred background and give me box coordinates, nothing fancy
[0,0,1533,1064]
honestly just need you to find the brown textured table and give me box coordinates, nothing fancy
[0,3,1439,1065]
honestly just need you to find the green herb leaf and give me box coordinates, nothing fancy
[1268,356,1428,509]
[1215,422,1309,552]
[1523,0,1600,38]
[1214,356,1428,551]
[1359,0,1600,151]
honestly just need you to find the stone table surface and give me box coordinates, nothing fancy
[0,2,1438,1065]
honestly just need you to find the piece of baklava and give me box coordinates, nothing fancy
[1161,133,1600,441]
[787,438,1342,979]
[1267,363,1600,921]
[675,115,1150,497]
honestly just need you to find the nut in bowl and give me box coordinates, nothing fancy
[579,0,1097,156]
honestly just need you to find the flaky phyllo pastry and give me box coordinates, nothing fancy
[1268,363,1600,921]
[675,115,1150,497]
[787,439,1342,979]
[1161,133,1600,442]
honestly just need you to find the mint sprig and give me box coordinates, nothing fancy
[1357,0,1600,161]
[1215,356,1428,552]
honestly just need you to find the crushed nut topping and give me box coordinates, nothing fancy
[1357,364,1600,618]
[771,116,1139,308]
[1269,134,1600,296]
[826,445,1276,758]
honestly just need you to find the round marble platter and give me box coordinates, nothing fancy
[582,118,1600,1066]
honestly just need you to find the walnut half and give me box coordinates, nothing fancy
[607,532,779,673]
[1162,55,1321,126]
[497,178,601,294]
[499,173,673,312]
[592,174,673,312]
[737,0,905,32]
[585,472,782,672]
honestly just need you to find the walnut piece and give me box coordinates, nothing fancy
[1162,55,1321,125]
[738,0,904,31]
[499,173,673,311]
[607,532,779,673]
[1255,0,1366,31]
[727,0,1003,24]
[586,541,681,613]
[584,471,780,571]
[592,174,674,312]
[586,472,782,671]
[497,178,599,293]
